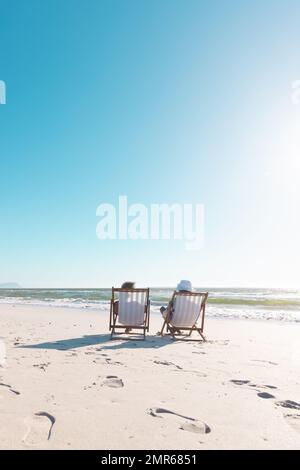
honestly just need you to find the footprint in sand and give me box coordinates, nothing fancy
[105,358,123,366]
[249,384,277,390]
[154,360,182,370]
[33,363,50,372]
[276,400,300,410]
[230,380,277,395]
[251,359,278,366]
[0,382,20,395]
[101,376,124,388]
[230,379,251,386]
[257,392,275,399]
[283,414,300,434]
[179,422,210,434]
[148,407,211,434]
[23,412,55,446]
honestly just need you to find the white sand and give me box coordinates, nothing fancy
[0,303,300,450]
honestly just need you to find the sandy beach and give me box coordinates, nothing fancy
[0,303,300,450]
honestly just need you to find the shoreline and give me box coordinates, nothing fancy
[0,301,299,325]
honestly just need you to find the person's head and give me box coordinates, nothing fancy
[121,281,135,289]
[176,280,192,292]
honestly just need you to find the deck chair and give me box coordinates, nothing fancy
[109,287,150,340]
[160,291,208,341]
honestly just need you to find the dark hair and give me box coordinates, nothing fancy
[121,281,135,289]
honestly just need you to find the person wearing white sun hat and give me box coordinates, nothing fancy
[160,280,193,325]
[176,280,192,292]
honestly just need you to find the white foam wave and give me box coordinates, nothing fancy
[0,297,299,322]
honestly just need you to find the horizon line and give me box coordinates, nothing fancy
[0,285,299,290]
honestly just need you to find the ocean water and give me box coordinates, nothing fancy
[0,287,299,322]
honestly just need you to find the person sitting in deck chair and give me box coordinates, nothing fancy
[113,282,135,315]
[114,281,135,333]
[160,280,192,334]
[159,281,208,340]
[110,284,150,340]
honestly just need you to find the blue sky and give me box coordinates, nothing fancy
[0,0,300,288]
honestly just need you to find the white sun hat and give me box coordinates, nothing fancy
[176,280,192,292]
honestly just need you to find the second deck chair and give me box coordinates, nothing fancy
[109,287,150,340]
[160,291,208,341]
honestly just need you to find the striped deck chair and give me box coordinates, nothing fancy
[109,288,150,340]
[160,291,208,341]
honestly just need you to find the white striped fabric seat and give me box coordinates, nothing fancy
[118,291,147,326]
[170,294,204,328]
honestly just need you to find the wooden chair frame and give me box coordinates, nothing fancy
[160,291,208,341]
[109,287,150,340]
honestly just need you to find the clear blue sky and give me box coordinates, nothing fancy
[1,0,300,288]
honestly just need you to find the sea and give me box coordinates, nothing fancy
[0,287,299,322]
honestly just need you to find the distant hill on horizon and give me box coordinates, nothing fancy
[0,283,21,288]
